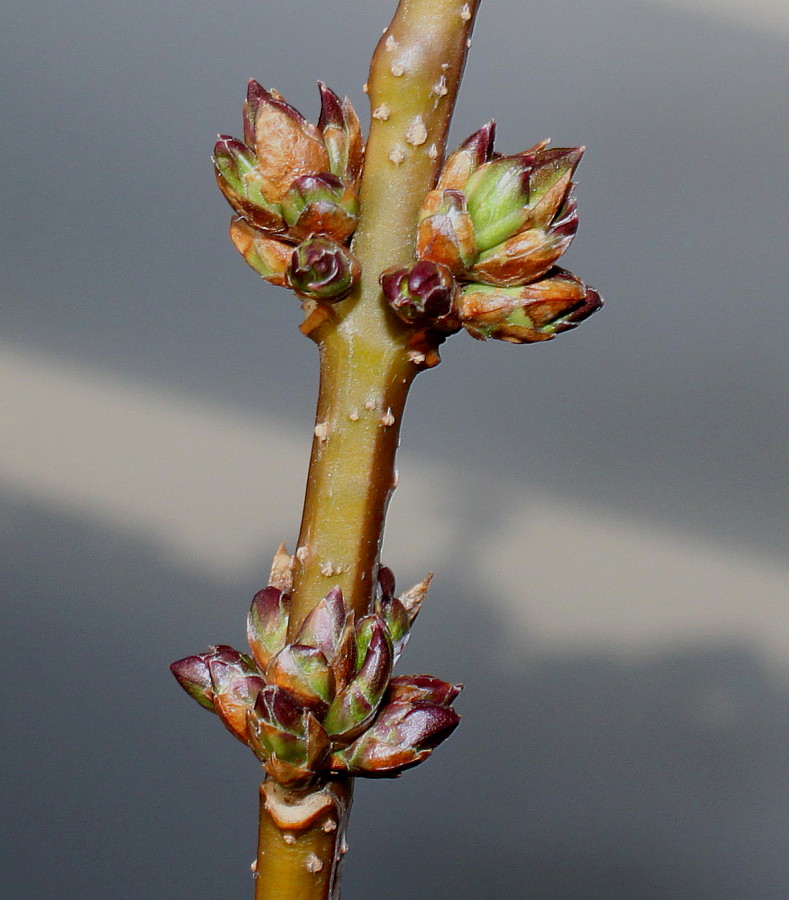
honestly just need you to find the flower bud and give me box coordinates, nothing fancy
[287,235,360,301]
[386,675,462,707]
[330,700,460,776]
[280,173,358,243]
[249,85,329,202]
[170,654,216,711]
[229,217,292,286]
[436,122,496,192]
[416,190,477,274]
[323,616,393,740]
[464,154,533,252]
[379,261,460,331]
[247,585,290,671]
[266,644,335,711]
[317,82,364,188]
[207,648,265,743]
[213,136,285,233]
[295,587,347,665]
[460,269,603,343]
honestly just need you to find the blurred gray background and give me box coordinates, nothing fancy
[2,0,788,897]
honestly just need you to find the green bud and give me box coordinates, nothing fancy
[247,585,290,671]
[280,173,358,243]
[330,699,460,776]
[295,586,347,664]
[464,155,532,251]
[459,269,603,343]
[416,189,477,274]
[213,135,285,233]
[266,644,335,710]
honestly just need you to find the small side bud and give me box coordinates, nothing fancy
[379,261,460,332]
[288,235,360,302]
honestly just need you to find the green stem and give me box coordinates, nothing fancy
[289,0,480,632]
[254,782,352,900]
[258,1,480,897]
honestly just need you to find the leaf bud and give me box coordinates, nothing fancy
[459,268,603,343]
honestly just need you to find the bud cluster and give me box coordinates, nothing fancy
[381,123,602,343]
[171,549,461,789]
[215,81,364,302]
